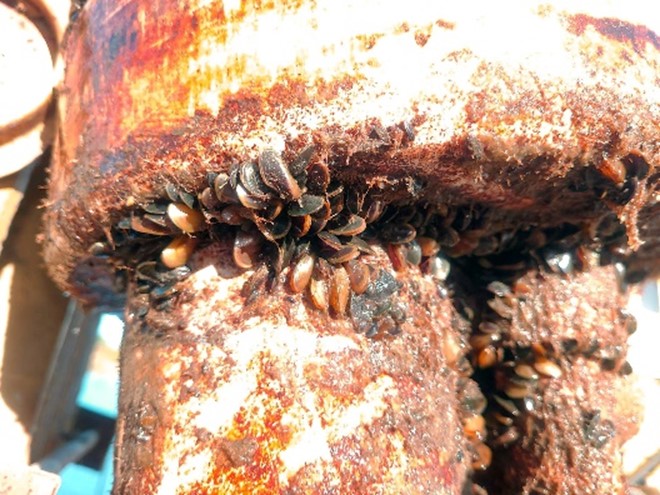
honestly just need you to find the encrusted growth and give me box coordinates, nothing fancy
[84,149,644,488]
[457,247,639,494]
[85,150,643,481]
[88,146,645,332]
[91,147,466,332]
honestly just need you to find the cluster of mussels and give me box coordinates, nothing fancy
[457,377,492,474]
[94,143,649,317]
[91,145,646,484]
[580,151,651,208]
[463,249,638,472]
[95,147,467,334]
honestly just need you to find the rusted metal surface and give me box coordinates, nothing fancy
[41,1,659,494]
[44,0,659,302]
[115,243,473,493]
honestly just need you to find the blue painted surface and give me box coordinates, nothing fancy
[59,446,115,495]
[59,464,100,495]
[77,371,119,418]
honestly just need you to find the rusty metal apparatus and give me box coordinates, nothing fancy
[43,1,658,493]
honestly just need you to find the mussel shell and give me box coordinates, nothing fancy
[346,237,375,254]
[289,145,315,180]
[379,222,416,244]
[289,253,315,293]
[236,183,269,210]
[143,213,168,228]
[368,123,390,144]
[233,230,263,269]
[622,151,650,180]
[239,161,271,199]
[405,241,422,265]
[424,255,450,281]
[473,236,499,256]
[543,250,574,274]
[206,172,218,188]
[215,180,239,204]
[492,394,520,417]
[165,183,180,202]
[264,200,284,220]
[329,265,350,315]
[437,227,460,247]
[217,205,249,225]
[387,244,407,272]
[288,195,325,217]
[344,189,366,214]
[198,187,220,210]
[167,202,205,233]
[292,215,312,237]
[179,190,196,209]
[363,200,385,224]
[316,231,343,251]
[306,161,330,194]
[131,215,171,236]
[327,245,360,264]
[308,217,328,236]
[213,173,229,198]
[159,265,192,285]
[417,236,440,257]
[345,259,371,294]
[258,149,302,200]
[135,261,161,284]
[271,237,296,275]
[116,216,131,231]
[161,236,197,269]
[258,214,292,241]
[597,159,626,186]
[327,189,344,218]
[228,162,240,189]
[487,281,511,297]
[241,263,271,302]
[143,202,169,215]
[328,215,367,237]
[309,261,330,311]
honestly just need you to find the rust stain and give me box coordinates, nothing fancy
[434,19,455,30]
[397,22,410,33]
[567,13,659,54]
[355,33,383,50]
[414,29,431,47]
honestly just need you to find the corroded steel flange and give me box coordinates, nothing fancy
[43,1,657,494]
[44,0,659,305]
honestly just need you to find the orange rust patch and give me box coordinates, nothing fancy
[414,30,431,47]
[435,19,455,30]
[567,14,659,54]
[355,33,383,50]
